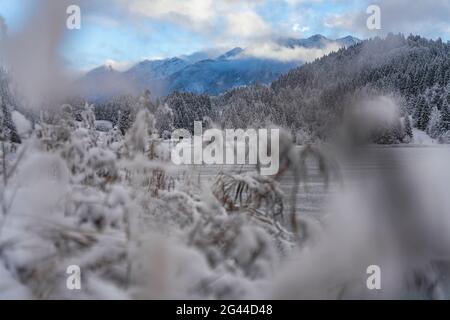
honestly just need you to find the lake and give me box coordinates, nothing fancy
[181,145,450,224]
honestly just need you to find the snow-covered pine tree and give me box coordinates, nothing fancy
[1,99,21,143]
[441,98,450,132]
[404,114,413,142]
[414,96,431,131]
[427,106,443,139]
[155,103,174,137]
[165,92,213,132]
[116,96,137,135]
[0,69,21,144]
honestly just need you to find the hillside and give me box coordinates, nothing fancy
[214,34,450,143]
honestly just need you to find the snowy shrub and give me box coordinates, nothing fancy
[213,172,284,221]
[0,100,330,300]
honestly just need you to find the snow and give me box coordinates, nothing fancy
[95,120,113,132]
[4,99,450,300]
[11,111,32,136]
[412,128,437,145]
[0,101,296,300]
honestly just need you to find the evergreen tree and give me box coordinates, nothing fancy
[1,100,21,144]
[155,103,174,136]
[117,109,132,135]
[111,95,138,135]
[414,97,430,131]
[427,106,442,139]
[441,99,450,132]
[404,114,413,141]
[165,92,213,132]
[0,69,21,144]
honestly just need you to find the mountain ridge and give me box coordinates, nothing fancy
[77,34,361,100]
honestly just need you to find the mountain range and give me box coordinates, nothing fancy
[77,35,360,101]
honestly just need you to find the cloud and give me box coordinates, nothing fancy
[115,0,450,39]
[293,24,310,33]
[103,59,131,71]
[112,0,275,42]
[117,0,215,31]
[224,11,272,40]
[324,0,450,39]
[242,41,342,62]
[325,12,359,30]
[284,0,322,5]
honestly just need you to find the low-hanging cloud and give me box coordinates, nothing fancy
[241,41,343,63]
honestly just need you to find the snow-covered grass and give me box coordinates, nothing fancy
[0,105,318,300]
[3,103,450,300]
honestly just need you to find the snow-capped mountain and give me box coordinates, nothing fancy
[85,64,118,77]
[78,35,360,100]
[336,35,361,47]
[279,34,360,49]
[121,57,190,97]
[166,56,296,95]
[124,57,189,82]
[217,47,244,60]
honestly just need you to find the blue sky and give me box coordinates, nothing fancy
[0,0,34,31]
[1,0,450,71]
